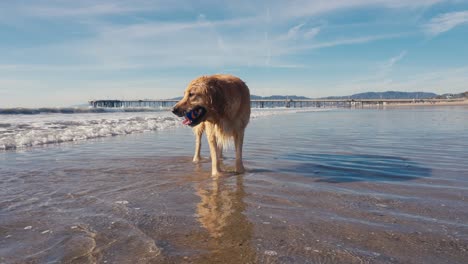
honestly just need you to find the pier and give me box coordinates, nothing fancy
[89,100,178,108]
[89,98,464,109]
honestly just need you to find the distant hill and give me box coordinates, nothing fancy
[323,91,438,100]
[436,91,468,99]
[170,91,447,101]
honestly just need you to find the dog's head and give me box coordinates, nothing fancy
[172,76,223,127]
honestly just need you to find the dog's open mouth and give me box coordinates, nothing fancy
[182,106,207,127]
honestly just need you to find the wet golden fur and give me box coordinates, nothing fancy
[173,74,251,177]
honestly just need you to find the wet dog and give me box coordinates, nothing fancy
[172,74,250,177]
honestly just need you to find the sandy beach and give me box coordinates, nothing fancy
[1,108,468,263]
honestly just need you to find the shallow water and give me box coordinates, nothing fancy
[0,108,319,150]
[1,107,468,263]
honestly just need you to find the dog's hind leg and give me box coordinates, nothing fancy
[217,144,223,160]
[234,130,245,174]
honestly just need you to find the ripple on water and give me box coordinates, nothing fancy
[277,153,432,183]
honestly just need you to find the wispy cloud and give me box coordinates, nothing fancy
[27,4,145,17]
[326,50,409,95]
[6,0,162,18]
[286,23,306,40]
[281,23,321,41]
[424,10,468,36]
[0,0,464,107]
[293,33,406,52]
[373,50,408,82]
[385,50,407,69]
[0,0,417,71]
[304,27,321,39]
[278,0,443,19]
[0,19,407,73]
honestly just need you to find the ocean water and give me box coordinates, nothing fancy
[1,106,468,263]
[0,107,321,150]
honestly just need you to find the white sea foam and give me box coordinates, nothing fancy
[0,108,328,150]
[0,107,165,115]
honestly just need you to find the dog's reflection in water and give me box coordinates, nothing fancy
[195,175,256,263]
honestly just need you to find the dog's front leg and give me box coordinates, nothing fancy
[193,134,201,163]
[193,125,204,163]
[206,124,221,177]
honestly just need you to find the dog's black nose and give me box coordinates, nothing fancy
[172,107,183,117]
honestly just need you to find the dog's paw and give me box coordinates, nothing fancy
[235,169,245,174]
[235,165,245,174]
[211,170,224,178]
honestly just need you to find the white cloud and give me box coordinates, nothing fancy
[287,23,306,39]
[291,33,406,52]
[0,19,406,74]
[28,4,143,17]
[72,22,405,70]
[367,50,408,85]
[278,0,443,19]
[0,0,459,107]
[424,10,468,36]
[282,24,321,41]
[385,50,407,69]
[0,0,416,73]
[304,27,321,39]
[4,0,166,18]
[326,51,408,94]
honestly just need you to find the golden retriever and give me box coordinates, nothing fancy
[172,74,250,177]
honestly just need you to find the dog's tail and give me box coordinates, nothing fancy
[214,123,234,150]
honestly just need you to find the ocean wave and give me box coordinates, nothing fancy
[0,107,168,115]
[0,108,327,150]
[0,114,181,150]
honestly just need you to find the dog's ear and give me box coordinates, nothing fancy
[206,79,226,115]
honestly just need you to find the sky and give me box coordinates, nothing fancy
[1,0,468,107]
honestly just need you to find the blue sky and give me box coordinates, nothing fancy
[1,0,468,107]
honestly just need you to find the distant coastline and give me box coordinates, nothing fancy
[252,91,468,108]
[252,91,468,100]
[171,91,468,101]
[382,98,468,107]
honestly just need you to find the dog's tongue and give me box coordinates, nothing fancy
[182,109,198,126]
[182,117,192,125]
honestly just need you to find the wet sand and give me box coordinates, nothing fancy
[1,108,468,263]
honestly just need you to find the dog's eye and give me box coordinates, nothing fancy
[189,93,195,97]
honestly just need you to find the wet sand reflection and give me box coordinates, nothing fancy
[194,175,256,263]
